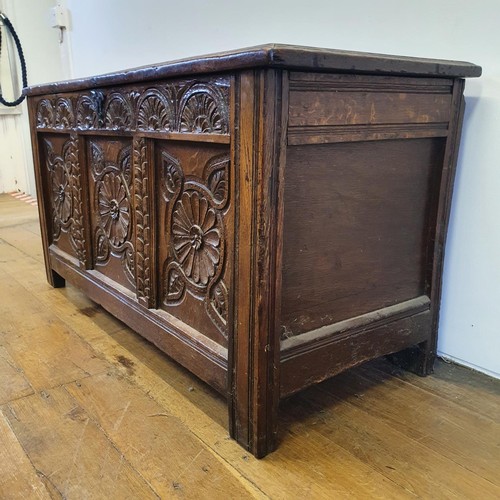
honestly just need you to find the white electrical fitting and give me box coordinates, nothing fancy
[49,5,69,43]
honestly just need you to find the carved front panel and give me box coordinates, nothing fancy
[41,134,86,265]
[88,138,135,292]
[157,142,232,346]
[35,76,230,136]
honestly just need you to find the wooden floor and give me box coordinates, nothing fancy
[0,193,499,499]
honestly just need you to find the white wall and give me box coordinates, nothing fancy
[439,79,500,379]
[11,0,500,377]
[0,0,67,194]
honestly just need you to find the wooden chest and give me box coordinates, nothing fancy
[26,44,481,457]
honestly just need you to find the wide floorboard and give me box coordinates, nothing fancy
[1,193,499,499]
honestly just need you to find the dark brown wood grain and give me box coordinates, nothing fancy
[281,138,445,336]
[229,69,286,458]
[27,46,480,458]
[280,310,431,397]
[26,44,481,97]
[289,90,451,127]
[155,140,232,347]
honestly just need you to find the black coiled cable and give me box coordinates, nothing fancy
[0,13,28,107]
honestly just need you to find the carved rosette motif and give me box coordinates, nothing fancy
[162,151,230,338]
[172,191,221,285]
[133,137,153,306]
[97,173,130,246]
[35,78,229,136]
[44,135,86,264]
[91,142,135,286]
[50,158,72,227]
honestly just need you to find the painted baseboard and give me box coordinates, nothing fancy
[437,351,500,380]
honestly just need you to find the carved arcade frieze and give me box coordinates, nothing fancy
[35,77,230,135]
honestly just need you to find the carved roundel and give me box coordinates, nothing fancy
[97,172,131,247]
[161,148,230,338]
[51,163,72,225]
[172,191,221,286]
[90,141,134,287]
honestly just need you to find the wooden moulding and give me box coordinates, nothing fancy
[280,297,431,397]
[37,128,230,144]
[287,72,453,145]
[49,247,228,394]
[26,44,481,97]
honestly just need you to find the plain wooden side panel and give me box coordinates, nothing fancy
[280,138,446,337]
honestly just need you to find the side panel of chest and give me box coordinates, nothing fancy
[279,72,462,396]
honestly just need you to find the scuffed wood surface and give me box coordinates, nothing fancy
[26,44,481,97]
[1,194,499,498]
[0,413,52,499]
[3,388,159,499]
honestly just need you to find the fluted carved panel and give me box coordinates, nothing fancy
[104,92,136,131]
[54,98,75,129]
[178,83,229,134]
[137,88,175,131]
[76,91,104,129]
[37,99,55,128]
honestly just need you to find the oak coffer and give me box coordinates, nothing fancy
[26,44,481,457]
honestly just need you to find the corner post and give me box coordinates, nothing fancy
[229,69,287,457]
[393,78,467,375]
[27,97,65,288]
